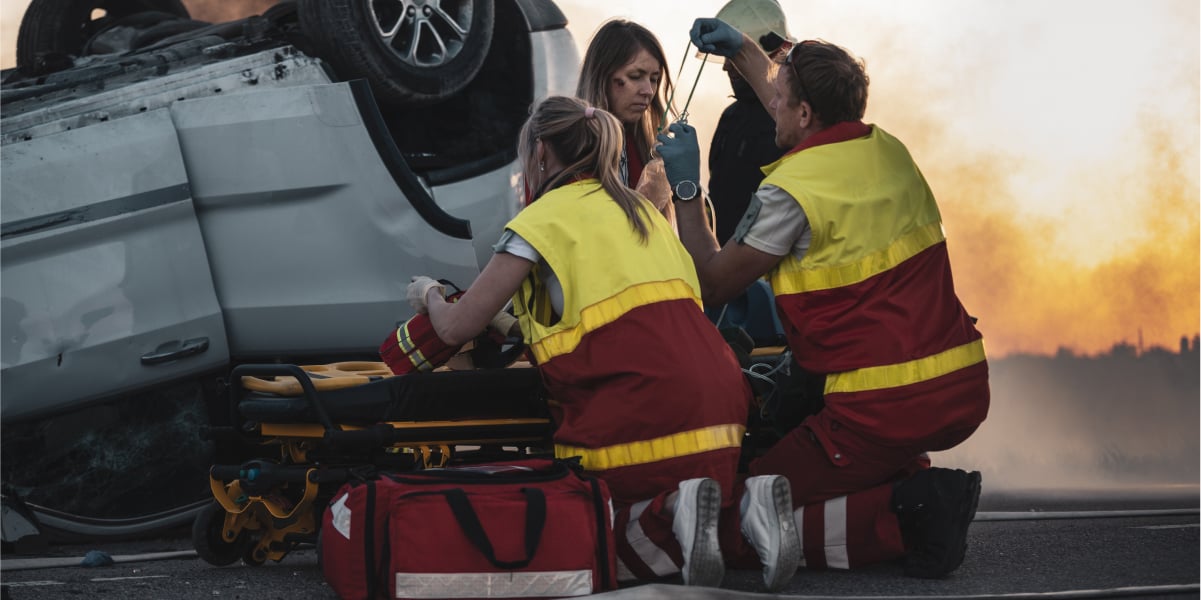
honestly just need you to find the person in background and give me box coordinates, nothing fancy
[577,19,676,225]
[708,0,793,245]
[704,0,825,461]
[657,19,990,579]
[407,96,798,590]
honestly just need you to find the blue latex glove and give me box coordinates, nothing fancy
[655,121,701,189]
[690,18,743,58]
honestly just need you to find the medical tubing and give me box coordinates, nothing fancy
[661,41,711,130]
[661,40,691,130]
[679,53,708,119]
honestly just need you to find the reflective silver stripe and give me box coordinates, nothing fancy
[824,496,849,569]
[394,570,593,598]
[793,505,807,567]
[329,494,352,540]
[397,322,435,371]
[623,499,679,577]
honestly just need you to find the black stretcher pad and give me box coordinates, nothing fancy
[238,368,548,425]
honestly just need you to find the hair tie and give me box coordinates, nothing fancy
[584,106,596,119]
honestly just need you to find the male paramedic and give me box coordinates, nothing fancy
[656,18,990,578]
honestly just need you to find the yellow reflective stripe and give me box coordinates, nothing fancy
[554,423,745,471]
[531,279,701,363]
[774,222,945,294]
[825,339,986,394]
[398,322,432,372]
[397,323,415,353]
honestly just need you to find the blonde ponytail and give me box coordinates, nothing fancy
[519,96,653,242]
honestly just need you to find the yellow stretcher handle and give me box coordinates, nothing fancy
[240,361,395,395]
[239,360,536,395]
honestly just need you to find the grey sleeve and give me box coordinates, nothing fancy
[492,229,541,263]
[733,184,810,258]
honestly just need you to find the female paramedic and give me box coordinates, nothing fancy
[407,96,798,591]
[577,19,675,225]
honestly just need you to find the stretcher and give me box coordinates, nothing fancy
[193,360,551,567]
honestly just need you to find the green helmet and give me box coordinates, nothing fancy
[715,0,794,50]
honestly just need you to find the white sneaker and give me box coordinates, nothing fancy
[740,475,800,591]
[671,478,724,587]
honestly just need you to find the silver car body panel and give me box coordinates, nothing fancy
[1,109,229,421]
[1,47,330,145]
[531,28,581,104]
[2,21,577,418]
[174,80,481,357]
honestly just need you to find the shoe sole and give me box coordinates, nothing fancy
[684,478,724,588]
[764,476,801,592]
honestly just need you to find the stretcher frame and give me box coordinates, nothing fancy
[195,361,552,567]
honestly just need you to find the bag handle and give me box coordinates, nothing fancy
[443,487,546,570]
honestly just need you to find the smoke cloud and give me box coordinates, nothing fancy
[934,348,1200,490]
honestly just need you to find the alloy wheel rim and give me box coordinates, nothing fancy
[370,0,473,68]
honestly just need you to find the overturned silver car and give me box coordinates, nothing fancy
[1,0,579,540]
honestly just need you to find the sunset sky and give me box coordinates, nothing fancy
[2,0,1198,358]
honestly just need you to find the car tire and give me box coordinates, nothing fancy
[297,0,494,107]
[16,0,189,71]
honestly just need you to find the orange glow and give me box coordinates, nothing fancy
[937,121,1201,357]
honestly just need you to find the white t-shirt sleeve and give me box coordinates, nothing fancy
[492,229,564,316]
[493,229,541,263]
[738,184,810,259]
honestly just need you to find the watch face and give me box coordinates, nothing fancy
[675,180,699,201]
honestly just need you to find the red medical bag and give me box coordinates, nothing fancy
[321,459,617,599]
[379,291,466,376]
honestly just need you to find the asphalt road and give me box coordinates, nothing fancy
[2,488,1197,599]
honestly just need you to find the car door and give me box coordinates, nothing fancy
[171,80,486,361]
[1,108,230,423]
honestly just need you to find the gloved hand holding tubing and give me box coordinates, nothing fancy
[655,121,701,190]
[690,18,744,57]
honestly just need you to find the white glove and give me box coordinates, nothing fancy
[489,310,520,337]
[406,276,444,314]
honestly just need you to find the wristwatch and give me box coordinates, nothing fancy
[672,180,700,203]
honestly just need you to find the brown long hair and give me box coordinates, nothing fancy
[518,96,652,242]
[576,19,676,167]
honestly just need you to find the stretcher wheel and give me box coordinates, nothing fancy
[243,545,267,567]
[192,501,252,566]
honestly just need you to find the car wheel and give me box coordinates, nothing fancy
[16,0,189,71]
[298,0,494,107]
[192,501,251,567]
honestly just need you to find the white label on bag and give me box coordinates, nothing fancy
[394,570,593,598]
[330,494,352,540]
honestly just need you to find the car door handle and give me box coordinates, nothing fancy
[141,337,210,366]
